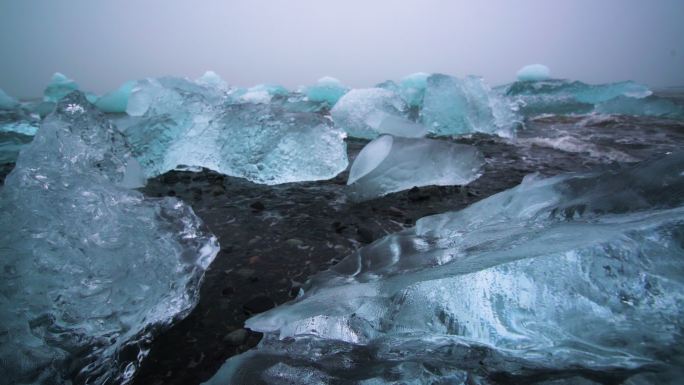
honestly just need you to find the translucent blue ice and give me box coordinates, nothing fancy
[305,76,348,107]
[516,64,551,81]
[95,80,136,113]
[347,135,483,200]
[331,88,427,139]
[207,153,684,385]
[421,74,520,137]
[0,92,219,385]
[121,77,348,184]
[43,72,79,103]
[398,72,430,108]
[0,88,19,110]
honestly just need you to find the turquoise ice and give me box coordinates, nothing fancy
[516,64,551,81]
[206,152,684,385]
[0,92,219,385]
[305,76,348,106]
[43,72,79,103]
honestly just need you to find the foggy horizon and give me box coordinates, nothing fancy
[1,0,683,98]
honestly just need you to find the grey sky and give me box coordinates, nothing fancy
[1,0,683,98]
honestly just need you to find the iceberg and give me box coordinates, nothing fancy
[331,88,426,139]
[122,77,348,184]
[95,80,136,113]
[43,72,79,103]
[0,92,219,384]
[207,152,684,385]
[0,88,19,110]
[421,74,519,137]
[305,76,348,107]
[516,64,551,81]
[347,135,483,200]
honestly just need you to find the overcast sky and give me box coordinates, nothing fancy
[1,0,683,98]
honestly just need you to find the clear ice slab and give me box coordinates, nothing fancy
[347,135,483,200]
[421,74,519,137]
[0,92,219,385]
[331,88,427,139]
[207,152,684,385]
[122,77,348,184]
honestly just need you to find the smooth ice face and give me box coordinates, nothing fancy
[421,74,519,137]
[0,93,219,385]
[516,64,551,81]
[347,135,484,200]
[331,88,426,139]
[305,76,348,106]
[207,153,684,385]
[43,72,79,103]
[501,79,654,116]
[121,77,348,184]
[398,72,430,108]
[95,80,136,113]
[0,89,19,110]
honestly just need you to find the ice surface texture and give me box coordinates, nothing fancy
[331,88,427,139]
[207,153,684,385]
[95,81,136,113]
[305,76,348,107]
[421,74,520,137]
[0,93,219,385]
[121,77,348,185]
[347,135,484,200]
[516,64,551,81]
[500,79,665,117]
[43,72,79,103]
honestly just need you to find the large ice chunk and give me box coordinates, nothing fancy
[121,77,348,184]
[0,89,19,110]
[501,79,653,116]
[207,153,684,385]
[347,135,483,200]
[195,70,229,90]
[238,84,289,104]
[516,64,551,81]
[331,88,426,138]
[0,92,219,385]
[421,74,519,137]
[43,72,79,103]
[95,80,136,113]
[305,76,348,107]
[595,95,684,119]
[398,72,430,108]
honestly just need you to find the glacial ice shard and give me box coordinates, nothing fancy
[398,72,430,108]
[595,95,684,119]
[0,88,19,110]
[305,76,348,107]
[0,92,219,385]
[331,88,426,138]
[238,84,289,104]
[347,135,483,200]
[196,70,229,90]
[421,74,519,137]
[43,72,79,103]
[207,152,684,385]
[501,79,653,116]
[95,80,136,113]
[122,77,348,184]
[516,64,551,81]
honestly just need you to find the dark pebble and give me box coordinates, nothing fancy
[243,296,276,315]
[250,201,265,211]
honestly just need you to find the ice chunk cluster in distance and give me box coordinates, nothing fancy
[206,152,684,385]
[95,80,136,113]
[347,135,484,200]
[121,76,348,184]
[0,92,219,385]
